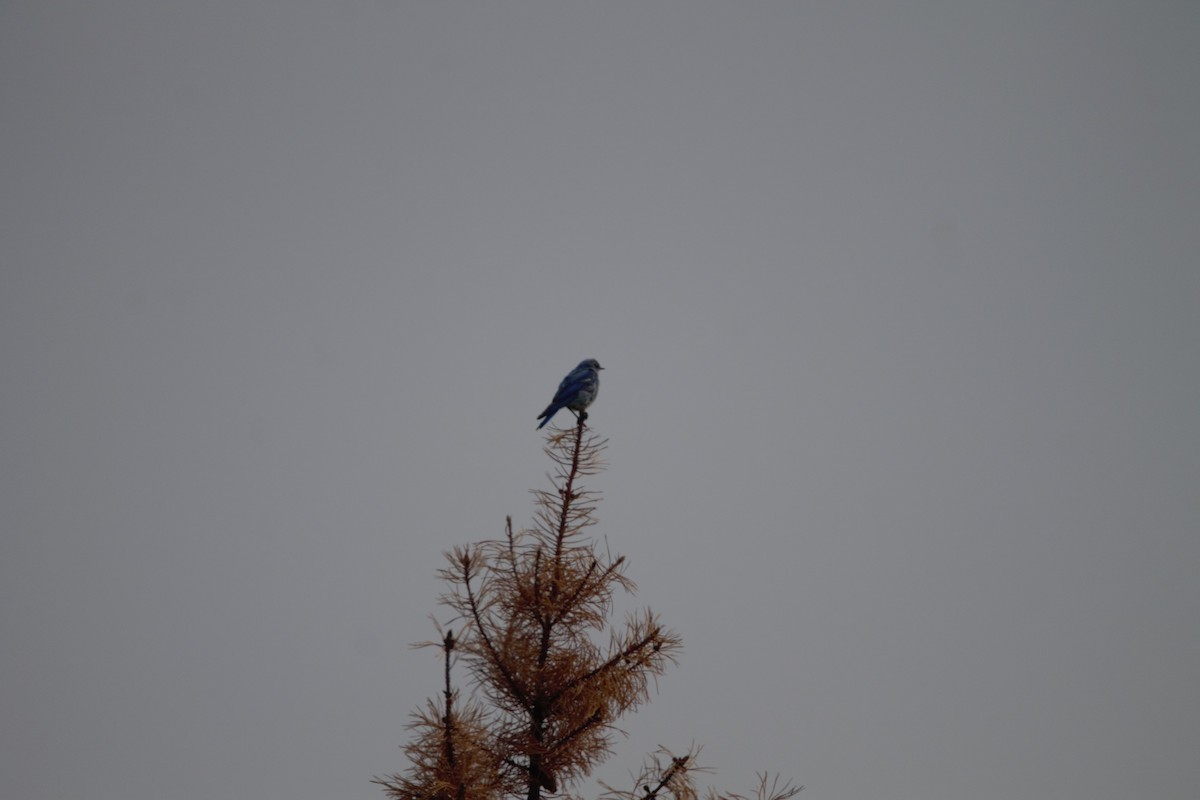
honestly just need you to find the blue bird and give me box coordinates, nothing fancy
[536,359,604,429]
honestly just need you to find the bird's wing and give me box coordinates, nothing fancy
[549,367,588,402]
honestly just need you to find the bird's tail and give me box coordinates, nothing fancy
[536,404,559,429]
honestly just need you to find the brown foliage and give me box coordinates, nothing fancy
[598,746,801,800]
[375,420,796,800]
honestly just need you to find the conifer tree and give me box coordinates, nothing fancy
[375,419,799,800]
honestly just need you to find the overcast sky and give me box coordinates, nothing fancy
[2,3,1198,800]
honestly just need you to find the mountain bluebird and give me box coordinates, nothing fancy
[536,359,604,428]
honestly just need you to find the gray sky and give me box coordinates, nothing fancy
[2,3,1198,800]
